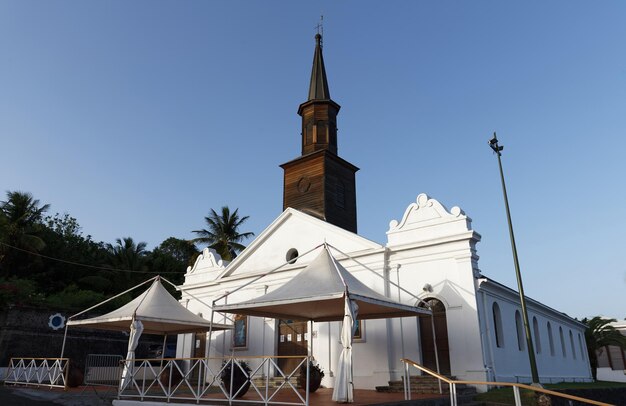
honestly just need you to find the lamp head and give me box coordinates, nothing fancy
[489,132,504,154]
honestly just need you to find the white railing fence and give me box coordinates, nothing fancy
[401,358,611,406]
[4,357,69,389]
[118,355,311,406]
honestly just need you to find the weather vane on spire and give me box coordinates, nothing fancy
[315,15,324,47]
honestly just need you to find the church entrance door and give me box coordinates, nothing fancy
[276,319,308,376]
[419,298,451,375]
[191,332,206,381]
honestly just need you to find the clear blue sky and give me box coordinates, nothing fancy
[1,1,625,320]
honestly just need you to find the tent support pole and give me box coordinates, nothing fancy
[309,320,313,358]
[327,322,332,377]
[414,315,421,372]
[60,324,69,359]
[396,265,406,361]
[161,334,168,360]
[430,313,442,394]
[160,333,168,372]
[261,285,268,377]
[207,305,216,359]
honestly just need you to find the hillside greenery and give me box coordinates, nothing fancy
[0,190,218,312]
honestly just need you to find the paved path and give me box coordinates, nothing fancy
[0,385,113,405]
[1,385,445,405]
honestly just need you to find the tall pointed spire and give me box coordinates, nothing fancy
[281,33,358,233]
[308,33,331,101]
[297,33,341,156]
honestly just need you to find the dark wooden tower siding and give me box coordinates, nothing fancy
[280,34,358,233]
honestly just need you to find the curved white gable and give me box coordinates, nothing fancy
[387,193,474,246]
[184,248,228,285]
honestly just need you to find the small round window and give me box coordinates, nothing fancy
[286,248,299,264]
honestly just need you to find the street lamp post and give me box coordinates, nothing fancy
[489,132,540,385]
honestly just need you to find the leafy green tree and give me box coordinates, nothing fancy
[582,316,626,380]
[45,212,82,238]
[37,213,109,296]
[0,191,50,277]
[155,237,199,265]
[192,206,253,261]
[149,237,198,286]
[106,237,149,289]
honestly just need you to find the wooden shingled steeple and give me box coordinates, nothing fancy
[280,34,358,233]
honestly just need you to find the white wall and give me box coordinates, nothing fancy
[479,282,592,383]
[597,368,626,383]
[176,194,591,390]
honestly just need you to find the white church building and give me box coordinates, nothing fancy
[176,34,592,389]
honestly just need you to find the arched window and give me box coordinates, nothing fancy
[578,333,585,362]
[492,302,504,348]
[515,311,525,351]
[305,120,313,145]
[547,322,555,356]
[533,317,541,354]
[559,326,567,357]
[569,330,577,360]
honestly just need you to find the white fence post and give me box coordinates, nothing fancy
[513,385,522,406]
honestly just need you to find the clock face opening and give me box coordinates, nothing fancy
[297,177,312,193]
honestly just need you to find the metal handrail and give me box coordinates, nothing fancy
[401,358,613,406]
[118,355,312,406]
[4,357,70,390]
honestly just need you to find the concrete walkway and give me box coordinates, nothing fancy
[1,385,114,405]
[1,385,446,406]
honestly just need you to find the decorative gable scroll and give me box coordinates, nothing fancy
[386,193,475,246]
[184,248,228,285]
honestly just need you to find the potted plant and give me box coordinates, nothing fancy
[298,361,324,393]
[66,360,84,388]
[220,360,251,398]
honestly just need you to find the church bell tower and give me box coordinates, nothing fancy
[280,34,358,233]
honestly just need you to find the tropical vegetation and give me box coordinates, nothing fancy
[582,316,626,380]
[192,206,254,261]
[0,190,246,312]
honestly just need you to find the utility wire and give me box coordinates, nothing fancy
[0,241,183,275]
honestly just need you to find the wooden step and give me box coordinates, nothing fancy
[251,376,299,389]
[376,375,477,396]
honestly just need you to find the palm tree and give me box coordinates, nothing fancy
[106,237,148,272]
[192,206,254,261]
[582,316,626,380]
[0,191,50,276]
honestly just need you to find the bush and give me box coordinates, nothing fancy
[0,277,43,307]
[44,284,105,311]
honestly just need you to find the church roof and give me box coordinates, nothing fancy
[308,33,331,101]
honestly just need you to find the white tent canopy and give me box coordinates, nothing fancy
[214,245,432,403]
[67,277,231,335]
[214,246,431,321]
